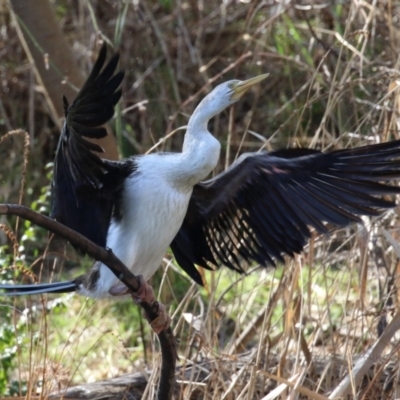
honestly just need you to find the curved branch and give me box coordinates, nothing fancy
[0,203,176,400]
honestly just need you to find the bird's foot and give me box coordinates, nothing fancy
[109,276,170,334]
[132,275,171,334]
[131,274,156,303]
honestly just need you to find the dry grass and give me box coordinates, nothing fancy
[1,0,400,399]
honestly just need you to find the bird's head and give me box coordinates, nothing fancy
[193,74,269,123]
[227,74,270,102]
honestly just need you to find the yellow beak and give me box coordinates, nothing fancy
[230,73,269,101]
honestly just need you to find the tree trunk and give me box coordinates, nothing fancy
[8,0,119,160]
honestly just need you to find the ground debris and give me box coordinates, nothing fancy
[49,351,400,400]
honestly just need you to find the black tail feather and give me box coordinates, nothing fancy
[0,281,78,296]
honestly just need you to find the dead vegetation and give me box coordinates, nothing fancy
[1,0,400,399]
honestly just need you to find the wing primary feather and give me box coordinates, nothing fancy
[307,178,396,210]
[221,207,256,258]
[306,182,384,216]
[252,179,310,255]
[215,211,257,267]
[223,208,261,263]
[266,177,315,233]
[247,194,296,258]
[209,219,240,270]
[313,174,400,196]
[308,177,397,209]
[209,221,242,271]
[278,183,329,233]
[292,182,361,226]
[169,241,205,285]
[213,215,243,268]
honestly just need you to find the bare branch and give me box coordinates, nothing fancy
[0,203,176,400]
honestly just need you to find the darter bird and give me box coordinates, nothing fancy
[2,45,400,332]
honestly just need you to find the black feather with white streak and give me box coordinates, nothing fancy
[171,141,400,282]
[0,281,78,295]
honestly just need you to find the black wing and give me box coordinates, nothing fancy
[171,141,400,284]
[51,44,132,247]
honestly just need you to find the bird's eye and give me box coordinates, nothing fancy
[228,83,235,89]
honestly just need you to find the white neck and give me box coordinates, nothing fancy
[187,92,226,128]
[165,89,235,188]
[177,105,221,187]
[177,131,220,188]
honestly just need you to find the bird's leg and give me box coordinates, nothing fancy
[109,275,170,334]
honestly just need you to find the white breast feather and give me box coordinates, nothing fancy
[83,154,194,298]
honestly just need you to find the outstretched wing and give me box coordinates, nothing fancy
[51,44,132,247]
[171,141,400,284]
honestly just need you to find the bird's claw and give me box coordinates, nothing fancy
[105,247,114,254]
[131,275,171,334]
[109,275,170,334]
[131,275,156,304]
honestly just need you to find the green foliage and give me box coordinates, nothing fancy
[0,248,28,396]
[0,317,28,396]
[0,264,20,395]
[0,174,51,394]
